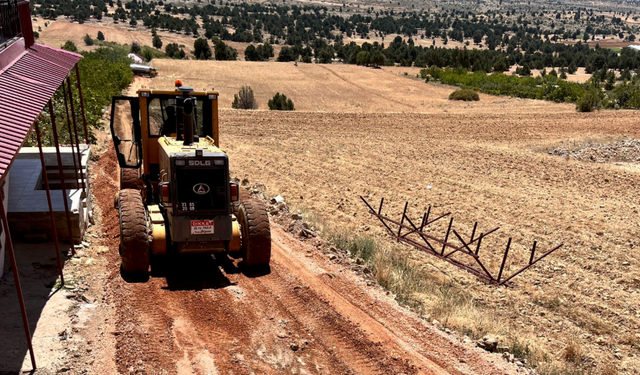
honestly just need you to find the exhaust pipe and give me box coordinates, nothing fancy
[182,98,195,146]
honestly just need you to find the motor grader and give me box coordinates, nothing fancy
[110,80,270,279]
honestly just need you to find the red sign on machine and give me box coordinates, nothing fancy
[191,220,215,235]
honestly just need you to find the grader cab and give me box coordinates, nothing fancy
[110,81,271,279]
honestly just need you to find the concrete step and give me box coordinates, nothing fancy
[45,168,88,179]
[46,178,87,190]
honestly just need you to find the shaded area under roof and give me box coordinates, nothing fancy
[0,43,82,181]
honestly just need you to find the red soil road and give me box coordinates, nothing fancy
[92,142,517,375]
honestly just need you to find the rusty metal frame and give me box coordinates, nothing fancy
[361,196,563,286]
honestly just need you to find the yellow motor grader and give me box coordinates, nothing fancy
[110,80,270,279]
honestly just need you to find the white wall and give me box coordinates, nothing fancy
[0,172,9,278]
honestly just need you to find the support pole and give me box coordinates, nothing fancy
[49,100,76,253]
[62,81,80,189]
[0,192,37,370]
[34,121,64,286]
[74,64,89,144]
[66,78,86,192]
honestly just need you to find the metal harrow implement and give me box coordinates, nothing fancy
[360,196,563,286]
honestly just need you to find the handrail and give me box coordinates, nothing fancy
[0,0,22,51]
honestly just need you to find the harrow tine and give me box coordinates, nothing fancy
[470,222,478,242]
[441,218,454,255]
[529,241,537,265]
[475,233,483,256]
[497,238,512,283]
[499,244,563,285]
[398,202,409,238]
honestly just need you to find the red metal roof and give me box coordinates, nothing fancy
[0,43,82,181]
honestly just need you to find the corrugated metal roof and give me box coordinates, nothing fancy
[0,43,82,181]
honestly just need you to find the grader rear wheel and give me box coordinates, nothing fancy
[118,189,151,276]
[237,196,271,269]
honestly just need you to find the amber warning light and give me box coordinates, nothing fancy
[175,79,183,87]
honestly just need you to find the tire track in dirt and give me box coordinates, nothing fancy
[315,65,418,110]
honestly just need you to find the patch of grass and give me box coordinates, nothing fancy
[536,362,588,375]
[562,341,586,365]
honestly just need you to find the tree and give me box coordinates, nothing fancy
[213,39,237,60]
[277,47,298,62]
[493,57,508,72]
[194,38,212,60]
[62,41,78,52]
[473,30,484,45]
[84,34,94,46]
[317,47,334,64]
[369,50,385,67]
[97,31,105,41]
[153,34,163,49]
[245,45,259,61]
[268,93,295,110]
[517,64,532,76]
[165,43,185,59]
[356,51,370,66]
[356,51,371,65]
[232,85,258,109]
[130,42,142,54]
[130,18,137,27]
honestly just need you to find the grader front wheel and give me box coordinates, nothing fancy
[118,189,151,277]
[120,168,141,190]
[237,196,271,269]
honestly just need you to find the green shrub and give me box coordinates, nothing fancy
[213,38,237,61]
[141,46,165,62]
[576,88,603,112]
[449,89,480,101]
[84,34,93,46]
[194,38,212,60]
[268,93,295,110]
[62,40,78,52]
[232,85,258,110]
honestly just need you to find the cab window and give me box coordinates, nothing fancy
[148,96,206,138]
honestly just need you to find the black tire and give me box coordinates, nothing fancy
[118,189,151,276]
[237,196,271,269]
[120,168,140,190]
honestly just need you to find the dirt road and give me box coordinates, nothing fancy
[86,143,518,375]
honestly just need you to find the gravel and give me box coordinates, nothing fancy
[548,138,640,164]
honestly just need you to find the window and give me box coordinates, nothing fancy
[148,97,206,138]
